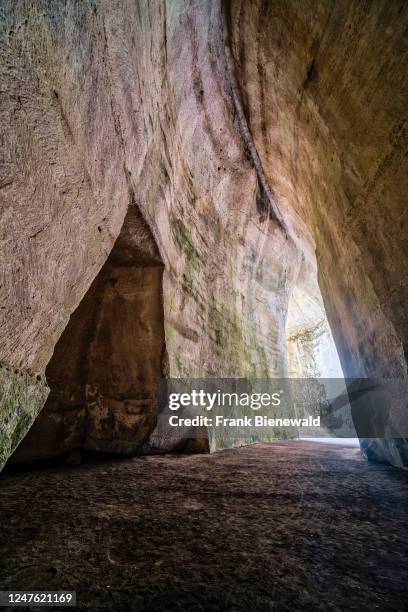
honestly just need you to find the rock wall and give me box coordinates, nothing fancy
[0,0,304,466]
[227,0,408,465]
[0,1,407,467]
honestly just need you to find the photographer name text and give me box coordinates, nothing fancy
[168,415,320,427]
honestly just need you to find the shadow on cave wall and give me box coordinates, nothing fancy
[10,206,166,465]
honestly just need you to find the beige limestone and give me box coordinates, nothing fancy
[0,1,407,467]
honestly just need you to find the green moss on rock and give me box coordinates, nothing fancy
[170,215,202,271]
[0,363,49,471]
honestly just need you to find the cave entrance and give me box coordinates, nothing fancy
[286,261,343,379]
[285,258,358,442]
[10,206,165,464]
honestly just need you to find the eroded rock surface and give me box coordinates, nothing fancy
[227,0,408,464]
[0,1,407,466]
[11,206,165,462]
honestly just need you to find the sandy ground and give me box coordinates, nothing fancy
[0,441,407,611]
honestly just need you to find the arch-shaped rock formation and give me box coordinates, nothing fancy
[10,205,165,462]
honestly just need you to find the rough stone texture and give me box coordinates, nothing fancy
[0,0,303,466]
[0,364,49,469]
[0,1,407,467]
[1,442,408,610]
[11,206,165,462]
[227,0,408,464]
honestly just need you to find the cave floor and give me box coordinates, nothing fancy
[1,441,408,612]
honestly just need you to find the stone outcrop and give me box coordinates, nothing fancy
[0,1,407,468]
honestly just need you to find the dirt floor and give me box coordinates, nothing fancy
[1,441,408,611]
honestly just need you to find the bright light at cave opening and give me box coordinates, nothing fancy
[285,264,359,445]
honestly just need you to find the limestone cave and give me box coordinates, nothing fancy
[0,1,407,610]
